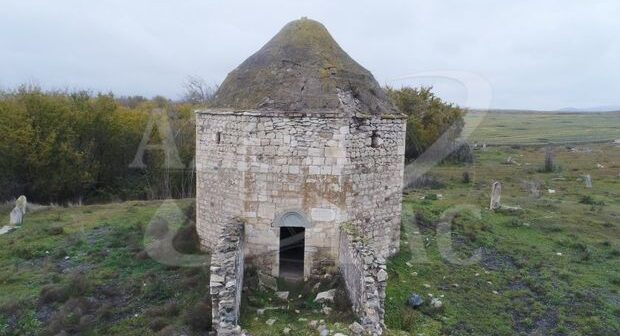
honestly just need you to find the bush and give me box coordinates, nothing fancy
[462,171,471,184]
[386,86,465,161]
[184,302,212,331]
[579,195,605,206]
[172,224,201,254]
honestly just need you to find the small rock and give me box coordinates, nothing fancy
[377,269,388,282]
[309,320,318,328]
[406,294,424,308]
[266,318,276,326]
[314,289,336,303]
[322,306,333,315]
[423,283,431,288]
[431,298,443,308]
[283,327,291,335]
[276,291,289,300]
[349,322,364,335]
[258,271,278,291]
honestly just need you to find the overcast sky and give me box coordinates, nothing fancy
[1,0,618,110]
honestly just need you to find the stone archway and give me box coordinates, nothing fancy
[274,210,310,280]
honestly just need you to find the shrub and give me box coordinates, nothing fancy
[579,195,605,206]
[184,302,212,331]
[462,171,471,184]
[172,224,201,254]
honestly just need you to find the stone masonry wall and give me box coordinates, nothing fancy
[345,117,406,258]
[210,220,245,336]
[196,110,405,277]
[339,226,388,335]
[197,111,350,277]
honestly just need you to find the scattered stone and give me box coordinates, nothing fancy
[349,322,365,335]
[314,289,336,304]
[548,189,556,194]
[0,225,18,235]
[266,318,276,326]
[583,174,592,188]
[423,283,431,288]
[430,298,443,308]
[489,181,502,210]
[276,291,289,300]
[322,306,333,315]
[258,271,278,291]
[309,320,318,328]
[406,294,424,308]
[556,252,563,256]
[504,156,519,165]
[596,163,605,169]
[283,327,291,335]
[334,333,347,336]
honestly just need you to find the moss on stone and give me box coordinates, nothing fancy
[210,18,398,116]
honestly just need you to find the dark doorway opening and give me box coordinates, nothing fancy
[279,226,305,280]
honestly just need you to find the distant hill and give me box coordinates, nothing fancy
[557,105,620,112]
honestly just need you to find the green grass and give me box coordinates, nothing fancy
[386,142,620,335]
[1,130,618,335]
[0,199,212,336]
[465,111,620,145]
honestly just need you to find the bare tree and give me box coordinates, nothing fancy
[183,75,217,105]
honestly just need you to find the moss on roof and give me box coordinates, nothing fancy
[210,18,398,116]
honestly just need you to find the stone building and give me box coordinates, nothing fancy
[196,18,406,280]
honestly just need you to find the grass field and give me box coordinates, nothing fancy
[0,199,216,336]
[464,111,620,145]
[0,115,619,335]
[386,142,620,335]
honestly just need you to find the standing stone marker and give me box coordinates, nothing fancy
[489,181,502,210]
[16,195,27,214]
[583,175,592,188]
[10,207,23,225]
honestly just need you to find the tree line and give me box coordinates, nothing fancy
[0,84,465,204]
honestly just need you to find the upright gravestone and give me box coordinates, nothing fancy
[584,175,592,188]
[490,181,502,210]
[16,195,27,214]
[10,207,23,226]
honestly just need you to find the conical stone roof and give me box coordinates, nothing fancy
[210,18,399,116]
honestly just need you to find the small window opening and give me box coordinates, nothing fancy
[371,131,382,148]
[215,131,221,144]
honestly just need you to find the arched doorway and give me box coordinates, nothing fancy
[274,211,309,280]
